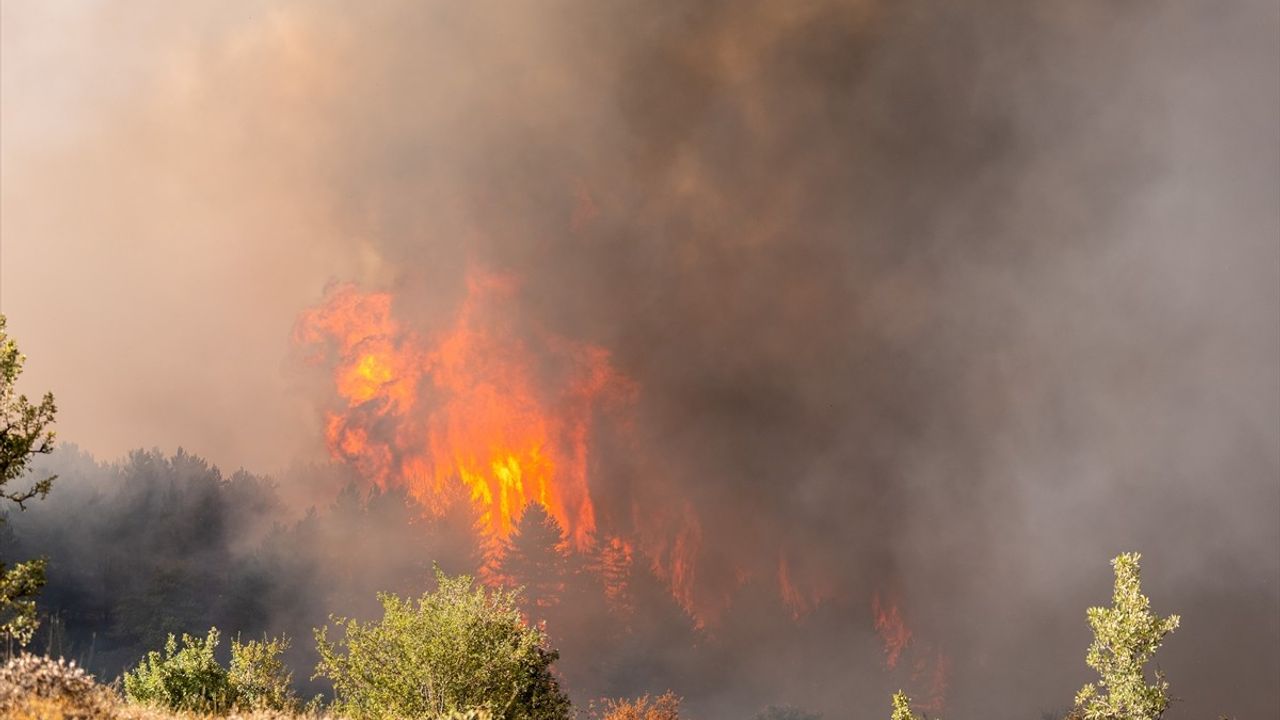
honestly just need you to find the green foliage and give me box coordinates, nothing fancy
[0,316,57,509]
[889,690,926,720]
[314,567,571,720]
[0,315,57,646]
[230,634,298,711]
[124,628,235,713]
[1074,553,1180,720]
[123,626,298,714]
[0,556,45,647]
[439,711,495,720]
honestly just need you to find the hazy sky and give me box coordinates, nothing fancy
[3,1,373,471]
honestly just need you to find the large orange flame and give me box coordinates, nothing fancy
[295,269,633,555]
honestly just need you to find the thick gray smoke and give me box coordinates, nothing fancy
[2,1,1276,718]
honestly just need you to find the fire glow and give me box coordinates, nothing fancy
[294,269,631,554]
[872,590,913,669]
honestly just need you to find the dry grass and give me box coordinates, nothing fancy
[589,692,682,720]
[0,653,344,720]
[7,697,337,720]
[1,654,539,719]
[0,653,117,719]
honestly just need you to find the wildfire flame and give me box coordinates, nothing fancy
[872,589,951,711]
[871,590,913,669]
[294,269,633,555]
[912,646,952,713]
[777,552,835,620]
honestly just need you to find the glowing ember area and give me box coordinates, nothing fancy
[777,553,834,620]
[778,556,807,619]
[661,513,702,622]
[599,536,635,618]
[871,591,913,669]
[872,590,952,710]
[294,269,633,553]
[912,647,952,713]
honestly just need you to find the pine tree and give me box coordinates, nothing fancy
[596,537,635,622]
[499,503,568,612]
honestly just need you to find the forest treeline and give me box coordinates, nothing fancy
[3,446,703,700]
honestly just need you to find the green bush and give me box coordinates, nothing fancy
[230,633,298,711]
[440,711,495,720]
[315,568,571,720]
[123,626,298,714]
[124,628,235,713]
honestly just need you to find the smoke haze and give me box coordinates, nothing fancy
[2,1,1277,718]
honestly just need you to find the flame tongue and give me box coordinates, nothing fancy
[872,590,912,669]
[295,269,629,554]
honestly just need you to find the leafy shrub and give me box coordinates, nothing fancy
[229,634,297,712]
[591,692,681,720]
[124,628,235,713]
[123,627,298,714]
[1074,553,1180,720]
[315,568,571,720]
[439,711,496,720]
[0,559,47,648]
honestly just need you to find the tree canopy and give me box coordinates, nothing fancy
[0,314,57,645]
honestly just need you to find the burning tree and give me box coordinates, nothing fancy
[0,315,57,646]
[293,272,634,563]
